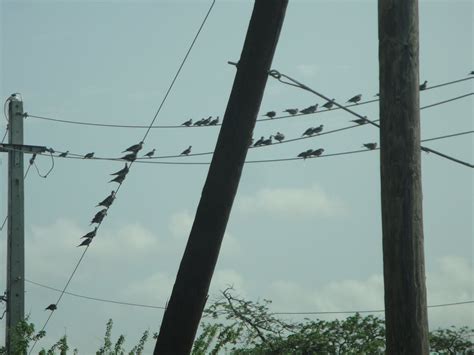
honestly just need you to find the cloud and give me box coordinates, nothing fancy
[296,64,320,78]
[237,184,345,218]
[267,256,473,328]
[211,269,246,296]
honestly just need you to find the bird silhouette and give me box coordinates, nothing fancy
[253,136,265,147]
[263,111,276,119]
[202,116,213,125]
[81,227,98,239]
[144,149,155,158]
[96,191,116,208]
[274,132,285,143]
[78,238,93,247]
[347,94,362,104]
[122,141,143,154]
[419,81,428,90]
[300,104,318,114]
[302,128,314,137]
[351,118,368,125]
[322,99,335,110]
[109,174,126,184]
[58,151,69,158]
[91,209,107,225]
[84,152,94,159]
[182,119,192,127]
[283,108,298,115]
[181,146,192,155]
[469,71,474,76]
[310,148,324,157]
[209,117,220,125]
[261,136,273,145]
[363,143,377,150]
[111,163,129,176]
[45,304,57,311]
[297,149,314,159]
[120,152,137,162]
[194,118,206,126]
[311,125,324,135]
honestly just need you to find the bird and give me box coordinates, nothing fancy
[347,94,362,104]
[302,127,314,137]
[109,174,126,184]
[310,148,324,157]
[261,136,273,145]
[363,143,377,150]
[182,119,192,127]
[283,108,298,115]
[91,209,107,225]
[300,104,318,114]
[144,149,155,158]
[469,71,474,76]
[297,149,314,159]
[45,304,57,311]
[351,118,368,125]
[120,152,137,162]
[111,163,129,176]
[419,80,428,90]
[81,227,98,239]
[263,111,276,119]
[78,238,93,247]
[202,116,212,125]
[322,99,335,110]
[311,125,324,135]
[96,191,116,208]
[122,141,143,154]
[181,146,192,155]
[58,151,69,158]
[209,117,220,125]
[274,132,285,143]
[374,93,380,97]
[194,118,206,126]
[253,136,265,147]
[84,152,94,159]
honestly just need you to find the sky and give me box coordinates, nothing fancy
[1,0,473,353]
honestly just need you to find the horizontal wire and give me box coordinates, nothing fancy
[25,278,473,315]
[24,77,474,129]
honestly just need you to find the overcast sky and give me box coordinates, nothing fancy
[1,0,473,353]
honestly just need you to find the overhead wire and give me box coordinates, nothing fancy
[28,1,216,352]
[24,76,474,129]
[24,278,473,315]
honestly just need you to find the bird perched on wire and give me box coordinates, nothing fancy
[209,117,220,125]
[263,111,276,119]
[144,149,155,158]
[274,132,285,143]
[298,149,314,159]
[363,143,377,150]
[84,152,94,159]
[58,151,69,158]
[322,99,335,110]
[122,141,143,154]
[120,151,137,162]
[283,108,298,115]
[194,118,206,126]
[300,104,318,114]
[351,118,368,125]
[261,136,273,145]
[91,209,107,225]
[419,80,428,90]
[302,127,314,137]
[182,119,192,127]
[347,94,362,104]
[96,191,116,208]
[181,146,192,155]
[311,125,324,135]
[202,116,213,125]
[253,136,265,147]
[111,163,129,176]
[45,304,57,311]
[78,238,93,247]
[81,227,97,239]
[310,148,324,157]
[109,174,126,184]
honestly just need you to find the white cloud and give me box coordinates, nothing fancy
[237,184,345,218]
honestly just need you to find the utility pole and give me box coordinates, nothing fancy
[6,97,25,353]
[154,1,288,353]
[378,0,429,354]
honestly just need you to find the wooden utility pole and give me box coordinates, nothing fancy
[378,0,429,353]
[154,1,288,353]
[6,97,25,353]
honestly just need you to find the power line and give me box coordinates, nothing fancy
[24,76,474,129]
[28,1,216,353]
[24,278,473,315]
